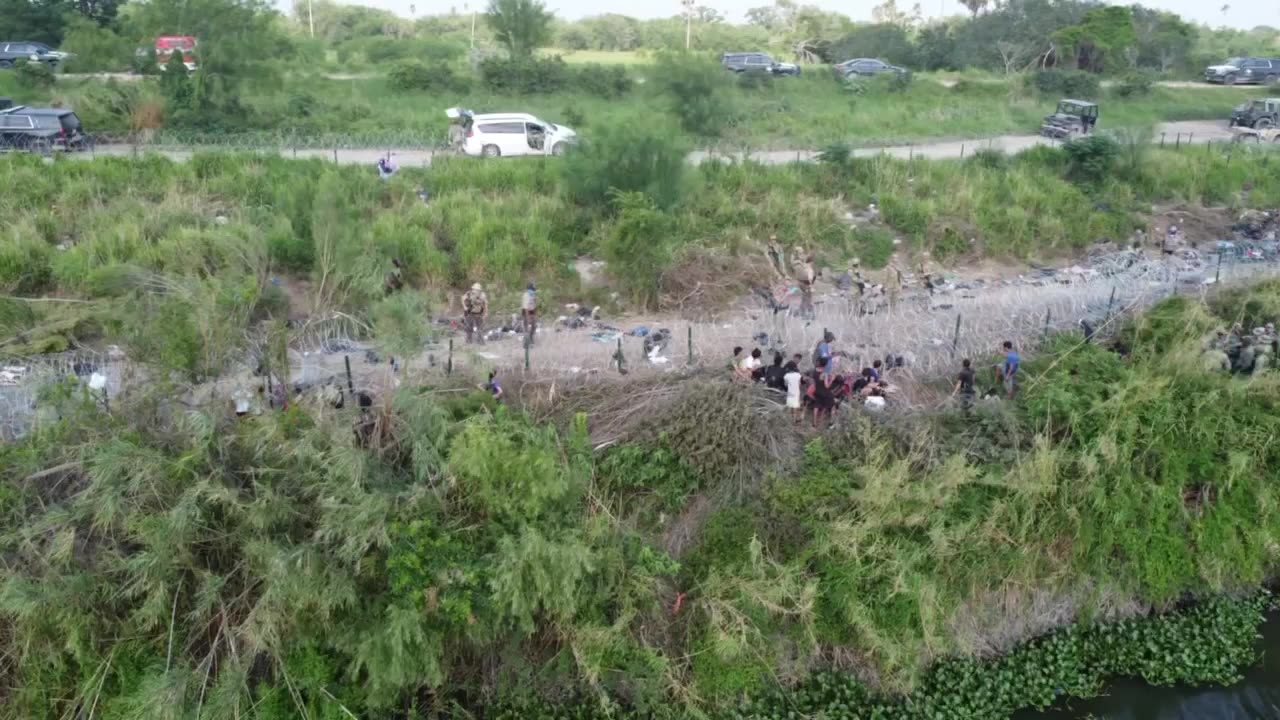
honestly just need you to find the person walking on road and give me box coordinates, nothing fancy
[521,282,538,347]
[462,283,489,344]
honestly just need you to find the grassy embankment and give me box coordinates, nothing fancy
[2,139,1278,356]
[3,195,1280,718]
[1,66,1260,148]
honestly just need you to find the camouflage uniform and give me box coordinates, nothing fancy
[462,285,488,344]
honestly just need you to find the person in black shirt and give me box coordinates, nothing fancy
[763,352,787,392]
[952,358,976,415]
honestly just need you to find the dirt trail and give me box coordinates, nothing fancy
[78,120,1240,168]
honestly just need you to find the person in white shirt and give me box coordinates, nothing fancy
[783,361,803,422]
[738,347,763,380]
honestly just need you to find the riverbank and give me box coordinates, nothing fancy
[4,271,1280,718]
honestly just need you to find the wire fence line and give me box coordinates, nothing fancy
[2,252,1277,439]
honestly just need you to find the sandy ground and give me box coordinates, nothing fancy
[75,120,1242,168]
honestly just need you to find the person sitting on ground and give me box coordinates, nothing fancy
[485,370,503,402]
[783,360,803,422]
[763,352,787,392]
[952,358,976,415]
[869,359,883,382]
[851,368,884,397]
[999,340,1019,398]
[376,156,397,180]
[738,348,763,381]
[1235,337,1257,374]
[727,346,743,372]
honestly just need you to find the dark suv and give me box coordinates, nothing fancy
[0,42,64,68]
[0,106,86,151]
[835,58,909,78]
[1204,57,1280,85]
[721,52,800,76]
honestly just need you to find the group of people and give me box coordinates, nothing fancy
[728,330,893,427]
[727,331,1022,426]
[1202,323,1278,375]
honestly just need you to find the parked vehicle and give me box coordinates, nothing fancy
[0,106,87,152]
[446,108,577,158]
[1039,99,1098,139]
[0,41,64,68]
[720,52,800,76]
[153,36,197,71]
[1231,125,1280,144]
[1230,98,1280,128]
[834,58,908,77]
[1204,57,1280,85]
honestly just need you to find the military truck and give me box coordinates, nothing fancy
[1230,98,1280,129]
[1039,99,1098,140]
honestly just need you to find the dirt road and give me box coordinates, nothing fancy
[80,120,1240,168]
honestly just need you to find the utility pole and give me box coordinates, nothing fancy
[682,0,695,50]
[307,0,314,38]
[469,3,477,49]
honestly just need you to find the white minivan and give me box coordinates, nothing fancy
[446,107,577,158]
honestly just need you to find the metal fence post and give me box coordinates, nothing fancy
[687,326,693,365]
[524,343,530,372]
[333,147,338,164]
[1160,132,1166,147]
[1104,286,1117,325]
[344,355,354,395]
[1216,252,1224,284]
[615,338,625,374]
[960,143,965,158]
[1043,309,1052,341]
[1175,133,1181,149]
[950,314,962,359]
[446,339,453,375]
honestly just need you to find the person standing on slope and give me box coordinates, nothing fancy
[462,283,489,344]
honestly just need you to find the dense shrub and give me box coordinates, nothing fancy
[560,121,688,211]
[570,62,632,97]
[387,60,465,93]
[14,59,55,89]
[58,17,134,73]
[1113,70,1155,98]
[479,55,569,94]
[1029,68,1101,99]
[1063,133,1120,184]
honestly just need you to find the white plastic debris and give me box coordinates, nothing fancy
[88,372,107,391]
[865,396,886,411]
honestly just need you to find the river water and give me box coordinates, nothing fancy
[1015,612,1280,720]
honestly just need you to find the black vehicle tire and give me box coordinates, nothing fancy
[0,60,12,69]
[1255,118,1275,129]
[551,142,567,157]
[481,144,500,157]
[1224,73,1238,85]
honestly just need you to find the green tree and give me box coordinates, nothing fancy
[1051,5,1138,73]
[1133,8,1197,73]
[484,0,553,57]
[651,52,734,136]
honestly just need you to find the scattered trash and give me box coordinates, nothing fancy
[629,326,650,337]
[591,332,620,343]
[88,373,107,391]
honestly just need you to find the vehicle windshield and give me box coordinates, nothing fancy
[1226,57,1246,67]
[1058,102,1085,115]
